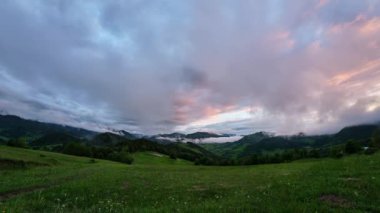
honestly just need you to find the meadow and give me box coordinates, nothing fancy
[1,145,380,212]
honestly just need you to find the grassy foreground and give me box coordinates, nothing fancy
[1,145,380,212]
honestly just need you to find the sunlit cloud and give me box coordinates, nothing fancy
[175,107,256,132]
[359,17,380,35]
[329,59,380,86]
[0,0,379,135]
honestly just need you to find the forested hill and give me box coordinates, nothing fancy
[0,114,96,140]
[201,124,380,158]
[2,114,380,166]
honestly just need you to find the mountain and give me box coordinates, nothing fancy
[234,132,273,144]
[158,132,186,139]
[0,114,97,140]
[153,131,227,142]
[185,132,223,139]
[30,132,81,147]
[3,113,379,164]
[90,132,126,146]
[151,132,230,144]
[201,124,380,158]
[110,130,139,140]
[334,125,378,142]
[238,135,324,157]
[201,132,270,158]
[221,133,236,137]
[117,139,221,163]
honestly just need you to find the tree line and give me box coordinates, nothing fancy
[5,129,380,166]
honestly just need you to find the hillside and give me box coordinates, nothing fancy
[117,139,222,164]
[90,132,126,146]
[185,132,223,139]
[1,145,380,212]
[0,114,220,165]
[29,132,81,147]
[2,114,379,165]
[201,125,379,158]
[201,132,270,158]
[0,115,96,140]
[152,131,225,143]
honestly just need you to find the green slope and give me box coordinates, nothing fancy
[201,125,379,158]
[200,132,269,158]
[1,145,380,212]
[131,152,191,165]
[0,115,96,140]
[30,132,80,147]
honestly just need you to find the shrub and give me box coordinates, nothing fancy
[370,129,380,148]
[345,140,362,154]
[169,153,177,160]
[109,151,134,164]
[63,142,92,157]
[7,138,28,148]
[364,147,377,155]
[329,147,344,158]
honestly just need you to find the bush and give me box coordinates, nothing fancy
[308,149,321,158]
[329,147,344,159]
[333,151,344,159]
[194,158,201,165]
[345,140,362,154]
[109,151,134,164]
[370,129,380,148]
[364,147,377,155]
[7,138,28,148]
[169,153,177,160]
[63,142,92,157]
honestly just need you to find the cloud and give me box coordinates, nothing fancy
[0,0,379,135]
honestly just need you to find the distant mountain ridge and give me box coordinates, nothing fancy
[0,114,96,140]
[153,131,233,142]
[108,129,140,140]
[200,124,380,158]
[185,132,224,139]
[0,114,222,164]
[0,114,234,143]
[2,113,379,163]
[29,132,81,147]
[157,132,186,139]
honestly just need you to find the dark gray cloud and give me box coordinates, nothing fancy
[0,0,380,135]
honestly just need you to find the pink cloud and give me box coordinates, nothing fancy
[316,0,329,9]
[359,17,380,35]
[268,30,296,52]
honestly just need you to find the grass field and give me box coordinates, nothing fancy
[1,145,380,212]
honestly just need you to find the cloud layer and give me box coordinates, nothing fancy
[0,0,380,135]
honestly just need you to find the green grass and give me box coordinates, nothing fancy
[131,152,191,165]
[1,145,380,212]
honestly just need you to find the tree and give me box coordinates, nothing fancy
[281,151,294,162]
[244,154,260,165]
[169,153,177,160]
[7,137,28,148]
[329,147,344,158]
[297,132,306,137]
[109,150,134,164]
[370,129,380,148]
[308,149,320,158]
[345,140,362,154]
[63,142,92,157]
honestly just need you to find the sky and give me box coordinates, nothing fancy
[0,0,380,135]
